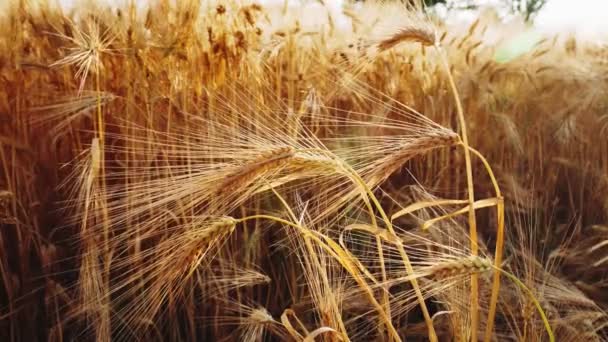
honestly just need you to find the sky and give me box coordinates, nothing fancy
[434,0,608,38]
[536,0,608,36]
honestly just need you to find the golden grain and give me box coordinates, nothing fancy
[0,1,605,341]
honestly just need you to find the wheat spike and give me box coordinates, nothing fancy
[378,26,436,51]
[367,132,459,185]
[218,146,295,193]
[182,217,238,276]
[426,256,493,279]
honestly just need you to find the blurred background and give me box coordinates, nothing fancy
[424,0,608,38]
[49,0,608,39]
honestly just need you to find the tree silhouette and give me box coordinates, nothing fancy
[507,0,547,21]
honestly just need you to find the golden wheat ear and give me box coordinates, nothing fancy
[216,300,289,342]
[424,256,493,279]
[217,146,295,193]
[377,26,437,51]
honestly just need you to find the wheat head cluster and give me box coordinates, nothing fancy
[0,0,607,341]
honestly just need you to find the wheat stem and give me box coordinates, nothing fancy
[494,267,555,342]
[337,162,437,342]
[236,214,401,341]
[436,44,480,341]
[268,186,349,340]
[296,148,436,340]
[465,146,506,342]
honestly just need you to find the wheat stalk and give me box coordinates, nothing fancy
[3,1,605,341]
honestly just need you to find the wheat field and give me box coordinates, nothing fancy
[0,0,606,341]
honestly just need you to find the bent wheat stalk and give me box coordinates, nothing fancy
[466,146,506,342]
[436,39,481,342]
[236,214,401,341]
[293,149,437,341]
[494,267,555,342]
